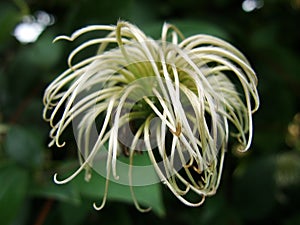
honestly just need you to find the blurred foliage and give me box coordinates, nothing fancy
[0,0,300,225]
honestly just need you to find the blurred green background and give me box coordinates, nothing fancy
[1,0,300,224]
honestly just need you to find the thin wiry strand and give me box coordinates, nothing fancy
[44,55,132,146]
[78,97,117,167]
[146,61,230,200]
[66,37,131,68]
[53,25,116,43]
[152,93,218,195]
[144,116,206,206]
[110,84,141,179]
[179,34,251,66]
[48,88,119,148]
[128,122,152,212]
[184,55,257,151]
[161,22,185,44]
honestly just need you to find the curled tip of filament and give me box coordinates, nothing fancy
[235,143,248,153]
[56,140,66,148]
[53,173,62,184]
[195,195,206,207]
[137,206,152,213]
[93,201,105,211]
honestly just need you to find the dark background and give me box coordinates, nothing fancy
[0,0,300,225]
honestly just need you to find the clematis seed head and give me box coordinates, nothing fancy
[43,21,259,211]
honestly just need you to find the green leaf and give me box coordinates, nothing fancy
[59,201,91,225]
[68,154,165,216]
[29,180,81,204]
[5,125,43,168]
[73,171,165,216]
[0,163,29,225]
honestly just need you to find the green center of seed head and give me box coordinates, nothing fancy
[128,96,162,136]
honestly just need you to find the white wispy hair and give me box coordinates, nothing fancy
[43,21,259,211]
